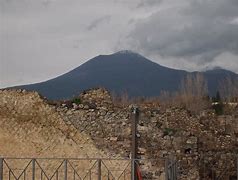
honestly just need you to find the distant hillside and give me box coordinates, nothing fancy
[10,50,238,100]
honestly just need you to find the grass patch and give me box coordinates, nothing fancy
[163,128,177,136]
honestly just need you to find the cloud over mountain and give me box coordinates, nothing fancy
[118,0,238,71]
[1,0,238,88]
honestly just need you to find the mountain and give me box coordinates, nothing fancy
[10,50,238,100]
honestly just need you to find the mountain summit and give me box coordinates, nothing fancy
[12,51,238,100]
[114,50,143,56]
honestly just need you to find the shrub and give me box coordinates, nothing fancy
[72,98,81,105]
[212,91,224,115]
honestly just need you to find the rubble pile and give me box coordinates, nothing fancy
[1,88,238,179]
[57,88,238,179]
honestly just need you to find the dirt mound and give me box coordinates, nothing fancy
[0,89,103,158]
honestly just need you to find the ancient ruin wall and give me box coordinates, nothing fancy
[0,89,103,158]
[1,88,238,179]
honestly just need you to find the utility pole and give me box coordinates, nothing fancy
[131,106,139,180]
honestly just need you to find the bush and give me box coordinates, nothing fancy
[213,103,224,115]
[212,91,224,115]
[72,98,81,105]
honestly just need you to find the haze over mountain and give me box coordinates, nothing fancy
[9,51,238,100]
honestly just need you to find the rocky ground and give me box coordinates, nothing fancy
[0,89,110,179]
[55,88,238,179]
[1,88,238,179]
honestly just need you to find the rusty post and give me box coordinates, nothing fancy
[131,106,139,180]
[0,158,3,180]
[32,159,35,180]
[98,159,101,180]
[64,159,68,180]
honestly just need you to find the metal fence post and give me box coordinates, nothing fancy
[173,159,177,180]
[131,159,135,180]
[165,158,168,180]
[131,107,139,180]
[98,159,101,180]
[64,159,68,180]
[175,161,178,180]
[165,157,178,180]
[0,158,3,180]
[171,160,174,180]
[237,156,238,180]
[32,159,35,180]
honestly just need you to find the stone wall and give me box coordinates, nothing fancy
[0,89,104,158]
[56,88,238,179]
[1,88,238,179]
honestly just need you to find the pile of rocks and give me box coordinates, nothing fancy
[2,88,237,179]
[57,88,131,157]
[56,88,238,179]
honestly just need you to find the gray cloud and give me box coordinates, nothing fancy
[136,0,163,8]
[87,15,111,31]
[0,0,141,88]
[1,0,238,88]
[120,0,238,65]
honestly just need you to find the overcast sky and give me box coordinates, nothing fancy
[1,0,238,88]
